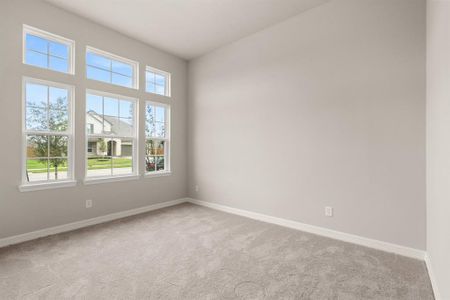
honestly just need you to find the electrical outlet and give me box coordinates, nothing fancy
[195,185,199,192]
[86,199,93,208]
[325,206,333,217]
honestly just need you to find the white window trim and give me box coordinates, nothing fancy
[20,77,76,191]
[145,101,171,175]
[86,46,139,90]
[145,66,171,97]
[23,24,75,75]
[84,89,139,183]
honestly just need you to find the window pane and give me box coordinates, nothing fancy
[146,139,155,156]
[48,109,68,132]
[49,87,68,110]
[119,100,133,119]
[27,159,48,182]
[104,97,118,117]
[155,122,165,138]
[146,140,165,172]
[86,94,103,115]
[145,156,155,172]
[155,85,165,95]
[26,50,48,69]
[146,121,155,137]
[48,158,68,180]
[26,34,47,53]
[112,156,132,175]
[112,60,132,77]
[26,107,48,131]
[156,156,165,171]
[49,56,68,73]
[146,82,156,93]
[27,135,48,158]
[87,66,110,83]
[87,156,112,177]
[26,83,48,108]
[118,118,134,137]
[146,71,155,83]
[49,42,68,59]
[86,52,110,70]
[155,106,165,122]
[112,73,132,88]
[86,94,103,135]
[49,135,68,157]
[155,74,165,86]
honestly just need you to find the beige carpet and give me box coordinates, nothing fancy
[0,203,433,299]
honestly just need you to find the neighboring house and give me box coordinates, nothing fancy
[86,110,133,157]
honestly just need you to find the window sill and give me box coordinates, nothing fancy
[144,171,172,178]
[19,180,77,192]
[84,174,140,185]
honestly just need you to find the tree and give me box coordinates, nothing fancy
[28,96,68,180]
[97,138,107,157]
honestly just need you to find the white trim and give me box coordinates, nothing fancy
[145,66,171,97]
[0,198,187,248]
[23,24,75,75]
[86,46,139,90]
[187,198,425,260]
[83,175,140,185]
[424,253,442,300]
[19,180,77,192]
[21,77,75,187]
[143,171,172,178]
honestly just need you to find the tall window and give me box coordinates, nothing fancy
[23,78,74,184]
[145,102,170,173]
[23,25,74,74]
[146,66,170,97]
[86,47,138,89]
[86,91,137,179]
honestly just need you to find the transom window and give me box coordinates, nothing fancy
[145,102,170,173]
[86,47,138,89]
[23,78,74,184]
[146,66,170,97]
[86,90,138,179]
[23,25,74,74]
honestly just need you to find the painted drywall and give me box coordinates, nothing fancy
[0,0,188,239]
[426,0,450,298]
[188,0,426,249]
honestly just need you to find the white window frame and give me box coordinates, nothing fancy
[23,25,75,75]
[84,89,139,184]
[145,66,171,97]
[20,77,76,192]
[86,46,139,90]
[145,101,171,176]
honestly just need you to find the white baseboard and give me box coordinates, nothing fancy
[424,253,442,300]
[187,198,425,260]
[0,197,426,261]
[0,198,187,248]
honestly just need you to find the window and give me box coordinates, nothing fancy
[86,90,138,179]
[86,47,138,89]
[23,25,74,74]
[145,102,170,173]
[146,66,170,96]
[22,78,74,184]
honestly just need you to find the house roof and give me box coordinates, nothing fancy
[87,110,133,137]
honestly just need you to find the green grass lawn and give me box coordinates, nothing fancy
[87,157,132,170]
[27,158,132,173]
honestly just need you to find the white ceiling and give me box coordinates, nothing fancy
[45,0,329,60]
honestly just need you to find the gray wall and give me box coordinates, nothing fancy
[188,0,426,249]
[426,0,450,298]
[0,0,188,239]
